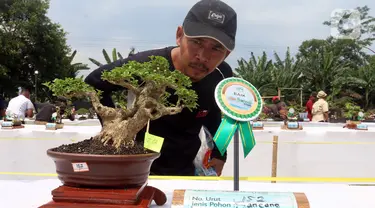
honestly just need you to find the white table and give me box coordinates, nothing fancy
[1,178,374,208]
[1,125,375,179]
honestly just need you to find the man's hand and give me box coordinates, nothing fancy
[208,158,225,176]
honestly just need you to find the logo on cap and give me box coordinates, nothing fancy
[208,11,225,24]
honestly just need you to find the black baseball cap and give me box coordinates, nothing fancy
[182,0,237,51]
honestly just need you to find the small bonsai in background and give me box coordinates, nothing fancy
[44,56,198,154]
[257,112,268,121]
[343,102,364,129]
[5,112,23,126]
[344,102,363,121]
[76,108,89,120]
[51,106,62,124]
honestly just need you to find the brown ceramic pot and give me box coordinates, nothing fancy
[47,149,160,188]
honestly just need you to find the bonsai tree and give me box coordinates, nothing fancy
[44,56,198,151]
[344,102,363,121]
[51,106,62,124]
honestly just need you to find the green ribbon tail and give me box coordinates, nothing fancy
[238,121,256,158]
[213,116,238,156]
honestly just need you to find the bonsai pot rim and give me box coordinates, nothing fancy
[47,148,160,162]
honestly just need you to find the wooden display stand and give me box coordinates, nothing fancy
[56,123,64,129]
[252,122,264,130]
[1,121,24,129]
[39,183,167,208]
[345,120,368,131]
[45,123,64,130]
[35,121,48,125]
[1,125,24,129]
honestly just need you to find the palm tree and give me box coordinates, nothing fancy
[65,50,90,77]
[235,51,274,95]
[340,58,375,109]
[299,48,350,95]
[89,47,136,67]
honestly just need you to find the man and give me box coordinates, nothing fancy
[268,96,287,120]
[5,87,35,120]
[36,97,75,123]
[312,91,329,122]
[85,0,236,176]
[305,92,317,121]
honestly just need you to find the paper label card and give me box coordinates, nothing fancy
[1,121,13,127]
[72,162,89,172]
[181,190,299,208]
[144,132,164,153]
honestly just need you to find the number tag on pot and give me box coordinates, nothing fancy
[72,162,89,172]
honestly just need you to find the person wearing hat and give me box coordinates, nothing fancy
[312,91,329,122]
[268,96,287,120]
[305,92,317,121]
[85,0,237,176]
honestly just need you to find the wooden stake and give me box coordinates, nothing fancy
[146,119,150,133]
[271,135,279,183]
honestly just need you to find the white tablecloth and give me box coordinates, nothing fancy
[1,125,375,179]
[0,179,374,208]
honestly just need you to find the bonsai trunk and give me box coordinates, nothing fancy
[88,83,183,149]
[94,107,152,149]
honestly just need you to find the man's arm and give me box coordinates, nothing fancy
[323,102,329,121]
[203,109,227,162]
[203,63,234,162]
[26,100,35,118]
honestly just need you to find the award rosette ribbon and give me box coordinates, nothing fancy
[213,77,263,158]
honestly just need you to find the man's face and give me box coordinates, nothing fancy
[23,91,30,99]
[176,27,229,82]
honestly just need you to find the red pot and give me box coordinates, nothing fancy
[47,149,160,188]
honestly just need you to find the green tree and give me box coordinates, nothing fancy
[271,47,304,100]
[0,0,87,101]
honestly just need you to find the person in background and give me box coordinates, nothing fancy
[36,96,75,123]
[272,96,287,120]
[312,91,329,122]
[305,92,317,121]
[0,95,6,119]
[5,87,35,119]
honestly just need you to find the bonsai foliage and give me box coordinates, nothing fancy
[44,56,198,149]
[343,102,363,121]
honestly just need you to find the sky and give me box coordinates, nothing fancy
[46,0,375,78]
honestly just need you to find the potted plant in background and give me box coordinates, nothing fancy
[45,106,65,130]
[343,102,366,130]
[40,56,198,207]
[76,108,89,120]
[1,113,24,129]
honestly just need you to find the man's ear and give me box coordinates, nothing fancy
[225,50,231,59]
[176,26,184,46]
